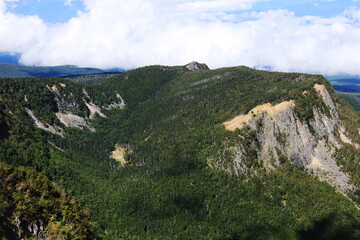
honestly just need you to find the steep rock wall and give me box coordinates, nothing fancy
[221,84,357,194]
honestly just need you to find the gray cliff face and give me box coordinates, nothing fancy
[26,83,125,134]
[220,84,358,194]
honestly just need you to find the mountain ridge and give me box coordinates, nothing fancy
[0,63,359,239]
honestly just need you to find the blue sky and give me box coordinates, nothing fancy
[6,0,85,23]
[6,0,359,23]
[1,0,360,75]
[254,0,359,17]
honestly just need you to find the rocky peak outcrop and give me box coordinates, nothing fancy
[186,61,209,71]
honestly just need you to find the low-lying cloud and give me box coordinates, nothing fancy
[1,0,360,75]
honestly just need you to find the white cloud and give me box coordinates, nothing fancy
[0,0,46,53]
[177,0,264,12]
[0,0,360,75]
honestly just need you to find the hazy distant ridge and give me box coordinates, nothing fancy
[0,62,122,78]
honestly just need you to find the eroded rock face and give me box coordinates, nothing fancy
[83,89,107,119]
[28,83,125,134]
[223,101,295,131]
[55,112,95,132]
[104,93,126,110]
[221,84,357,193]
[25,108,64,137]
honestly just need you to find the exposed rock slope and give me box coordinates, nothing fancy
[222,84,358,194]
[25,108,64,137]
[26,82,125,134]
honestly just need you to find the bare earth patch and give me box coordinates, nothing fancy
[110,145,127,165]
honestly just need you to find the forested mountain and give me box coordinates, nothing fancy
[337,93,360,112]
[0,62,359,239]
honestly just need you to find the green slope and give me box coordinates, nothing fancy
[0,64,360,239]
[0,162,99,240]
[337,92,360,112]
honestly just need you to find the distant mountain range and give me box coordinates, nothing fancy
[0,52,124,78]
[0,62,123,78]
[325,76,360,112]
[325,76,360,93]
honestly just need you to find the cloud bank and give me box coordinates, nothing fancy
[1,0,360,75]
